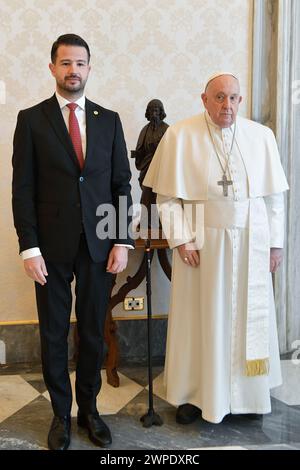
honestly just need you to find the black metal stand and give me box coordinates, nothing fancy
[140,239,163,428]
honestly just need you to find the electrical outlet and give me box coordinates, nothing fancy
[123,297,144,311]
[133,297,144,310]
[124,297,134,311]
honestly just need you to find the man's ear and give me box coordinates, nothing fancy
[239,95,243,104]
[49,63,55,77]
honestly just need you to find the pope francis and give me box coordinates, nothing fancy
[143,73,289,424]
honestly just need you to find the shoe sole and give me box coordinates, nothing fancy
[47,437,70,450]
[176,413,201,425]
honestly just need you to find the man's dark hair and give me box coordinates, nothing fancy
[51,34,91,63]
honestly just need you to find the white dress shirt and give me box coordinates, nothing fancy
[21,91,132,260]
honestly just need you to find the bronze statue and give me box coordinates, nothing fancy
[131,99,169,229]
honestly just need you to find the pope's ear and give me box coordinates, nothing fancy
[239,95,243,104]
[201,93,207,107]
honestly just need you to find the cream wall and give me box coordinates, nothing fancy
[0,0,253,322]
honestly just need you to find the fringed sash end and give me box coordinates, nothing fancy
[246,358,269,377]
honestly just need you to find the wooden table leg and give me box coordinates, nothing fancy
[104,306,120,387]
[73,324,79,363]
[103,252,153,387]
[157,249,172,281]
[104,274,120,387]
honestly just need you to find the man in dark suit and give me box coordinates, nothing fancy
[12,34,134,450]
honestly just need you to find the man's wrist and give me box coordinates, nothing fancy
[21,247,42,260]
[114,244,134,249]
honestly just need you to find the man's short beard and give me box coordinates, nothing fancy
[56,76,86,94]
[61,80,84,92]
[63,85,83,93]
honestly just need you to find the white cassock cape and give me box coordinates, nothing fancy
[143,111,289,423]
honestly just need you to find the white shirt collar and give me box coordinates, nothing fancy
[55,91,86,111]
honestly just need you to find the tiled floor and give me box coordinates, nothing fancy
[0,361,300,450]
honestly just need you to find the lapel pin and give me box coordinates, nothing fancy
[93,110,99,115]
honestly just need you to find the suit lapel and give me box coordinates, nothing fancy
[42,94,81,170]
[84,98,100,170]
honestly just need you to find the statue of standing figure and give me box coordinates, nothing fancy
[131,99,169,230]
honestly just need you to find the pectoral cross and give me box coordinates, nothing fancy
[218,174,233,197]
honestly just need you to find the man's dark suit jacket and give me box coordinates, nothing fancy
[12,94,134,263]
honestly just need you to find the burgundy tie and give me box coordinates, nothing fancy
[67,103,84,170]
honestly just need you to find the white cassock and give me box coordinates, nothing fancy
[143,111,289,424]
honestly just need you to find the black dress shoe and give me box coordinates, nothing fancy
[176,403,201,424]
[77,411,112,447]
[48,415,71,450]
[244,413,263,420]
